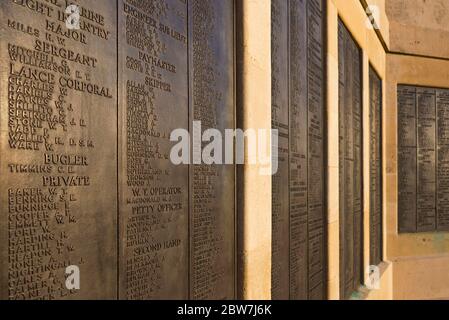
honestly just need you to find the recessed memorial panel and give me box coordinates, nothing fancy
[398,84,449,233]
[271,0,326,300]
[338,19,363,300]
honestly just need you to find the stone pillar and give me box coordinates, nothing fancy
[326,0,341,300]
[236,0,272,300]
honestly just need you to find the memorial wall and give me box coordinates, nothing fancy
[338,19,363,300]
[0,0,236,300]
[5,0,447,302]
[271,0,326,300]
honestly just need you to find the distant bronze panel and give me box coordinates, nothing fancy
[271,0,326,300]
[189,0,236,300]
[398,85,449,233]
[369,67,383,267]
[338,19,363,300]
[0,0,117,299]
[398,86,417,232]
[437,90,449,231]
[416,88,436,232]
[271,0,290,300]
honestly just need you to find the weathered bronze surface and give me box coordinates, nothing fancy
[1,0,236,300]
[398,85,449,233]
[118,0,189,300]
[271,0,326,300]
[369,67,382,266]
[398,86,417,232]
[0,0,118,299]
[118,0,236,300]
[188,0,236,300]
[271,0,290,301]
[338,19,363,300]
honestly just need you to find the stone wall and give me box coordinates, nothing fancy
[387,0,449,58]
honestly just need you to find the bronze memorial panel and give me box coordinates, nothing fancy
[0,0,236,300]
[271,0,326,300]
[0,0,118,299]
[369,66,382,267]
[118,0,189,300]
[338,19,363,300]
[189,0,236,300]
[398,85,449,233]
[118,0,236,300]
